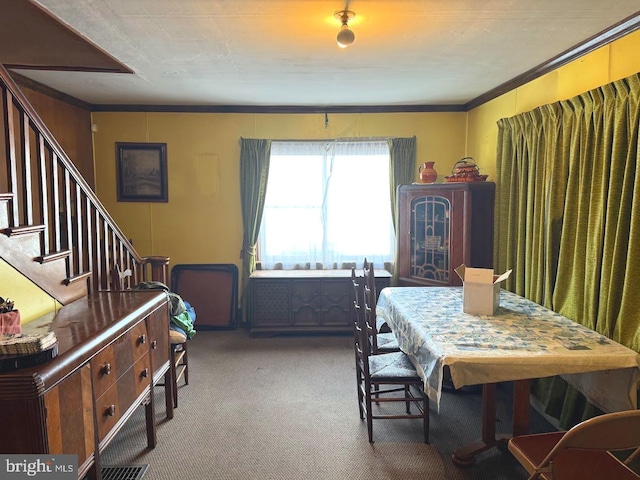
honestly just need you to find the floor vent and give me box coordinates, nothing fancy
[101,465,149,480]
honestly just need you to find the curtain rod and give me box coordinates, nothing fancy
[270,137,392,143]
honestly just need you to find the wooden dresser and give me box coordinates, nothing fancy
[249,269,391,335]
[0,291,172,480]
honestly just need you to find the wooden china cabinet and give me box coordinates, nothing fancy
[396,182,495,286]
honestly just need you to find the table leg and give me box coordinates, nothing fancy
[452,383,498,466]
[451,380,531,466]
[512,379,530,436]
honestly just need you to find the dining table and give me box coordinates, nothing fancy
[376,286,640,466]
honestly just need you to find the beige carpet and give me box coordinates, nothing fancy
[102,329,542,479]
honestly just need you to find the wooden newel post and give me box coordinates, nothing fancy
[144,256,170,285]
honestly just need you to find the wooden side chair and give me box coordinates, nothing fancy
[351,267,367,420]
[354,269,429,444]
[508,409,640,479]
[363,261,399,353]
[363,258,392,333]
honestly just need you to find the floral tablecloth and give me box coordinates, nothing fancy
[376,287,640,411]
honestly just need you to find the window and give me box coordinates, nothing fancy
[258,140,394,269]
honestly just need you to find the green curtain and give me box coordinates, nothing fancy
[388,136,416,285]
[388,136,417,227]
[495,73,640,427]
[239,138,271,322]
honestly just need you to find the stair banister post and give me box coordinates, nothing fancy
[144,256,170,285]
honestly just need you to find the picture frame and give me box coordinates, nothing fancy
[116,142,168,202]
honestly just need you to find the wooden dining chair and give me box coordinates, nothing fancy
[362,258,392,333]
[351,267,367,420]
[354,270,429,444]
[508,409,640,479]
[363,261,399,353]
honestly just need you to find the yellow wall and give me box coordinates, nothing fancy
[6,29,640,316]
[0,259,58,323]
[91,111,466,281]
[93,27,640,288]
[467,30,640,176]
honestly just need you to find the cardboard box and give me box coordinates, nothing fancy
[454,265,512,315]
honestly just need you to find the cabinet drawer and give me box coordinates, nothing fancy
[131,353,152,399]
[95,354,151,442]
[95,381,120,442]
[91,345,117,399]
[129,320,149,362]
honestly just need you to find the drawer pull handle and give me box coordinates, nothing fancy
[151,340,157,349]
[101,363,112,375]
[138,334,147,345]
[106,405,116,417]
[141,368,149,378]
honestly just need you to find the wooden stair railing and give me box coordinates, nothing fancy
[0,63,168,305]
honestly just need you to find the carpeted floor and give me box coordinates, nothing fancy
[101,329,557,479]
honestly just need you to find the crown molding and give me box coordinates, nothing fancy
[466,11,640,110]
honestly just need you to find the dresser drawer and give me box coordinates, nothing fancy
[95,353,151,442]
[131,353,152,399]
[91,345,117,399]
[92,320,148,399]
[95,381,120,441]
[129,320,149,363]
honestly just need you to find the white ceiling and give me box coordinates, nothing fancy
[10,0,640,108]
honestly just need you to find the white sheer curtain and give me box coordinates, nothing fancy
[258,140,394,270]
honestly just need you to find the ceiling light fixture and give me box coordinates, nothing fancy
[334,10,355,48]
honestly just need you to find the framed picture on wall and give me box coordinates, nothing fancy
[116,142,168,202]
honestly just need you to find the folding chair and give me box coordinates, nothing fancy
[508,409,640,479]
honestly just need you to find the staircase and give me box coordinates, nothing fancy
[0,63,167,305]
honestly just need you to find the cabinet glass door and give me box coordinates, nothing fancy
[410,195,450,283]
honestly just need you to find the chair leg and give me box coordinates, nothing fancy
[366,395,374,443]
[182,341,189,385]
[405,385,411,414]
[423,394,430,444]
[171,342,189,409]
[355,354,365,419]
[170,347,178,408]
[356,373,365,420]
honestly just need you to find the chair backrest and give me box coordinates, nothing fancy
[361,267,378,361]
[351,267,363,315]
[362,260,381,353]
[552,410,640,453]
[351,267,364,338]
[534,409,640,478]
[362,258,377,300]
[351,267,369,375]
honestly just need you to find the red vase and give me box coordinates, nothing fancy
[419,162,438,184]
